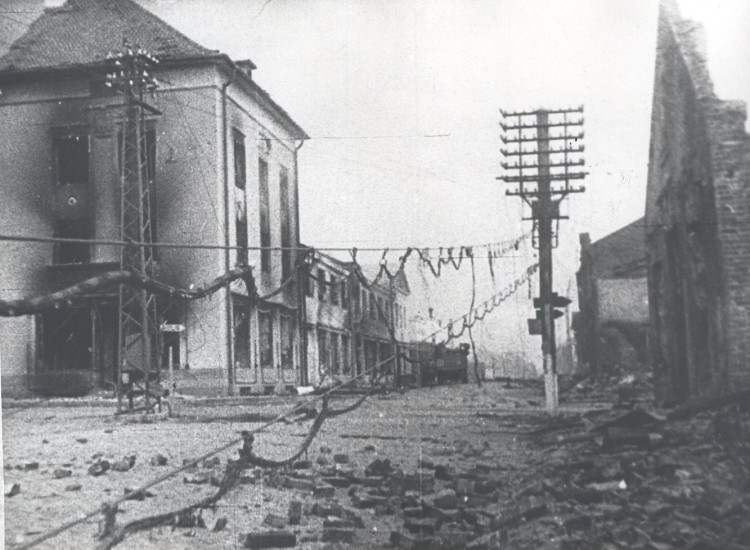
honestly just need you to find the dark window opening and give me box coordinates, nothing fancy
[259,159,271,273]
[317,269,326,301]
[304,271,313,297]
[235,219,248,265]
[234,131,247,190]
[54,218,91,264]
[280,168,292,279]
[330,275,338,304]
[55,131,89,186]
[259,310,274,369]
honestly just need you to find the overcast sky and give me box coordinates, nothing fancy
[135,0,748,363]
[4,0,748,366]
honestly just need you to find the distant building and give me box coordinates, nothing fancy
[0,0,307,397]
[645,1,750,404]
[303,250,410,386]
[575,218,649,376]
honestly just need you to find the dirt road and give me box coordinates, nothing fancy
[4,380,750,549]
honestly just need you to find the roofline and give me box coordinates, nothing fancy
[0,53,308,140]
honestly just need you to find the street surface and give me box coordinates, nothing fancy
[3,379,750,549]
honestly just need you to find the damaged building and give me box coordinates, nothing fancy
[645,0,750,404]
[575,219,649,376]
[0,0,307,397]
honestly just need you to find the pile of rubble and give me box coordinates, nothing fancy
[483,402,750,549]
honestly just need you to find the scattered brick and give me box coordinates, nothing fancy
[212,518,228,532]
[333,453,349,464]
[313,484,335,498]
[321,528,354,543]
[64,483,82,492]
[263,513,286,529]
[5,483,21,497]
[150,454,168,466]
[287,500,302,525]
[244,531,296,549]
[53,468,72,479]
[88,460,110,476]
[283,476,315,492]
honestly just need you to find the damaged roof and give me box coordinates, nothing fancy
[0,0,216,73]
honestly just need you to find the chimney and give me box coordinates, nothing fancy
[235,59,257,80]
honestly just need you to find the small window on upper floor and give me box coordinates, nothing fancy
[234,130,246,190]
[54,128,89,186]
[330,275,339,305]
[317,269,326,301]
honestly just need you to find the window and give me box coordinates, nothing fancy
[304,271,313,297]
[54,219,90,264]
[317,269,326,301]
[235,218,247,265]
[361,289,368,318]
[377,297,384,320]
[233,130,246,190]
[370,293,377,320]
[53,129,91,264]
[54,130,89,185]
[279,168,292,280]
[330,275,338,304]
[318,330,328,374]
[331,332,340,375]
[258,158,271,273]
[259,310,274,369]
[341,334,350,374]
[341,280,349,308]
[280,313,294,370]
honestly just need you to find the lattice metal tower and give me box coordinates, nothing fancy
[498,106,586,412]
[106,42,162,413]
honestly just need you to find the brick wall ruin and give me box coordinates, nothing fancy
[645,0,750,404]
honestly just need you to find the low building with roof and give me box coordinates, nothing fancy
[575,218,649,376]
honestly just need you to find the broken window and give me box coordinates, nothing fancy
[258,158,271,273]
[53,129,91,264]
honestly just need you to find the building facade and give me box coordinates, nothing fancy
[575,219,649,376]
[0,0,307,397]
[645,0,750,404]
[303,251,411,387]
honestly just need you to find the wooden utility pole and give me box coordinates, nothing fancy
[499,107,586,412]
[106,42,163,413]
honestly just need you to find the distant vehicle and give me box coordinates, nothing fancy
[401,342,470,387]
